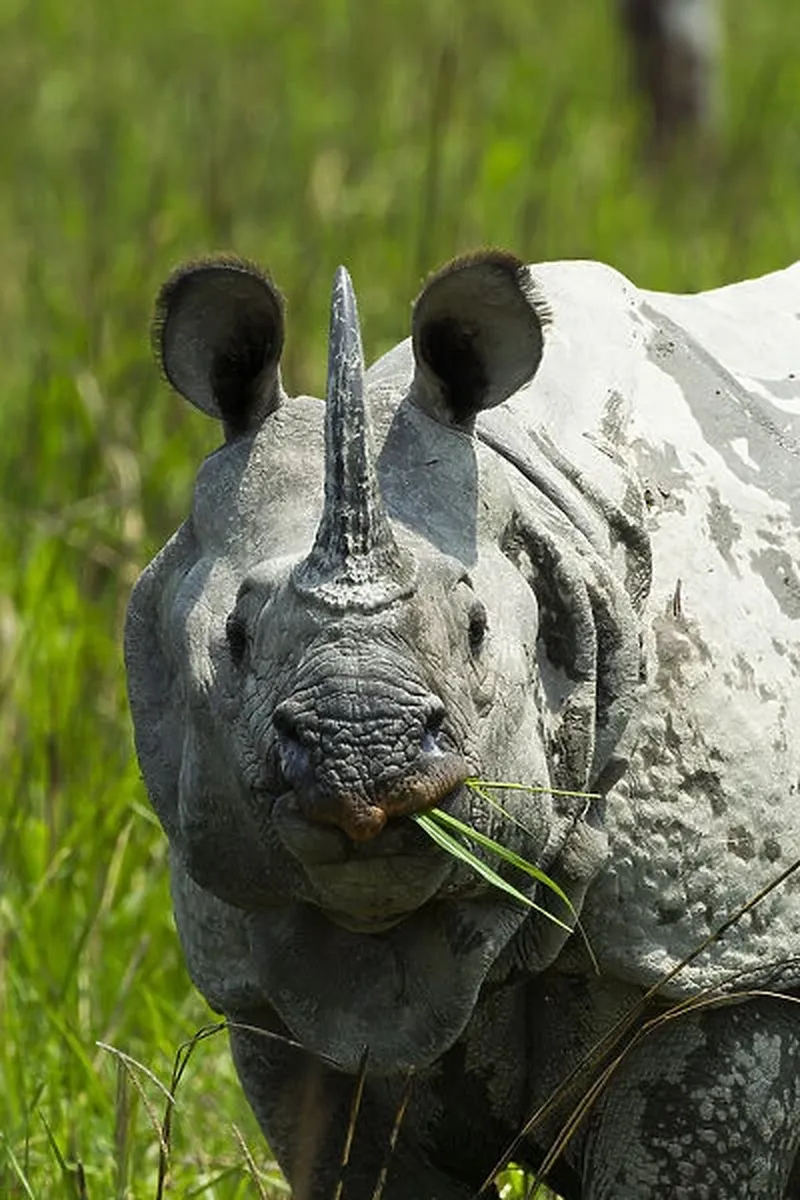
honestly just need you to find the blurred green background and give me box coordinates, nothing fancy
[1,0,799,1195]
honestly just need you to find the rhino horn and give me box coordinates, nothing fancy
[293,267,415,609]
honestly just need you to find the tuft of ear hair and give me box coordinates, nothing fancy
[411,250,550,430]
[153,256,286,439]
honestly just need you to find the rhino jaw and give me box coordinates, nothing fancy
[244,893,528,1075]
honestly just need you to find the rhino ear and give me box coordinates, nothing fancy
[411,251,548,430]
[154,257,286,438]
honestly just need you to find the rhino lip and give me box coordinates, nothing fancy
[308,850,457,932]
[325,910,406,934]
[269,782,465,925]
[270,784,463,864]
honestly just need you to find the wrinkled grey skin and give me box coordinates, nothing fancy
[126,251,800,1198]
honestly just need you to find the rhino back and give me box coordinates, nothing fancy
[583,264,800,996]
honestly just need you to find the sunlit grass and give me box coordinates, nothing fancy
[415,807,575,934]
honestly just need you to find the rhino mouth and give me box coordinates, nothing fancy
[270,784,466,926]
[324,910,408,934]
[272,725,469,843]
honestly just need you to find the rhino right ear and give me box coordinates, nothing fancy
[154,257,286,438]
[411,251,549,430]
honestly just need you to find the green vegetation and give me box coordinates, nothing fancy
[1,0,799,1194]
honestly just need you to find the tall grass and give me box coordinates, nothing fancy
[1,0,800,1194]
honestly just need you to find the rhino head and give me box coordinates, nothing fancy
[126,253,631,1072]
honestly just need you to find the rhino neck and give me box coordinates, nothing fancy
[243,896,527,1074]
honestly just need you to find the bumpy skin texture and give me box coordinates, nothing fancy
[127,253,800,1198]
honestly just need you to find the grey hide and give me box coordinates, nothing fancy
[126,251,800,1199]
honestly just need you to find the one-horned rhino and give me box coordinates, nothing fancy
[126,251,800,1199]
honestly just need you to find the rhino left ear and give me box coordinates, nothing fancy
[411,251,548,430]
[153,257,286,439]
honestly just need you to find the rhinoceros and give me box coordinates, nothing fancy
[125,250,800,1199]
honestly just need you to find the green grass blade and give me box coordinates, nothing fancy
[466,778,601,801]
[413,813,574,936]
[1,1137,36,1195]
[465,786,577,911]
[39,1114,87,1200]
[425,806,575,916]
[466,785,600,974]
[1,1140,37,1200]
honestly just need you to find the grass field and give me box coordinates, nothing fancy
[2,1,800,1195]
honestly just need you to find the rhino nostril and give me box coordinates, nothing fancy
[425,699,446,733]
[273,700,301,740]
[423,699,446,739]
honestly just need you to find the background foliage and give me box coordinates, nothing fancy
[1,0,799,1195]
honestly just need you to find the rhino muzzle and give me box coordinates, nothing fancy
[272,667,468,843]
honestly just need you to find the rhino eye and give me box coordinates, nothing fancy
[468,600,488,653]
[225,612,248,665]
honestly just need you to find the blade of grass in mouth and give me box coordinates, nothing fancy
[414,781,601,969]
[412,811,574,936]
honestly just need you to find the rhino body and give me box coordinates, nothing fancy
[126,252,800,1198]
